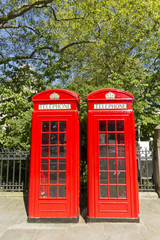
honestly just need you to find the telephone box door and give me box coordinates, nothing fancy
[35,116,71,217]
[94,116,131,218]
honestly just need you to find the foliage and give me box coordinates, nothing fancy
[0,0,160,150]
[0,65,46,149]
[65,0,160,140]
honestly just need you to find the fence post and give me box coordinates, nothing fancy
[154,125,160,197]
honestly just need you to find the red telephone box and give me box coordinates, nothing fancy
[87,89,139,222]
[28,89,80,222]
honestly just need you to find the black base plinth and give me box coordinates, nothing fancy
[28,216,79,223]
[87,217,140,223]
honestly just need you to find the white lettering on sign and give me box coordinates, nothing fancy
[39,104,71,110]
[94,103,127,109]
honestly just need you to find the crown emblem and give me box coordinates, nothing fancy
[105,92,115,99]
[50,92,60,100]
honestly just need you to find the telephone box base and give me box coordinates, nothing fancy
[87,217,139,223]
[28,216,79,223]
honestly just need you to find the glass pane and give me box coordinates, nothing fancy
[59,121,66,132]
[117,133,124,144]
[42,121,49,132]
[108,146,116,157]
[99,121,106,132]
[100,186,108,198]
[49,186,57,198]
[118,159,125,170]
[117,121,124,131]
[100,159,107,170]
[51,121,58,132]
[42,134,49,144]
[50,146,57,157]
[41,146,48,157]
[108,121,115,131]
[40,172,48,184]
[108,133,115,144]
[59,172,66,184]
[118,146,125,157]
[100,172,108,184]
[50,172,57,184]
[59,159,66,170]
[40,186,48,198]
[99,146,107,157]
[118,172,126,184]
[109,186,117,198]
[109,172,117,184]
[59,134,66,144]
[50,159,57,170]
[119,186,126,198]
[109,159,116,170]
[59,146,66,157]
[59,186,66,198]
[99,133,106,144]
[50,134,57,144]
[41,159,48,170]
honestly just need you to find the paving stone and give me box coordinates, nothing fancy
[139,199,160,215]
[0,198,27,225]
[4,197,26,210]
[103,222,138,233]
[9,222,69,230]
[36,229,67,240]
[107,231,142,240]
[141,231,160,240]
[0,197,12,209]
[0,229,37,240]
[140,215,160,233]
[0,194,160,240]
[139,192,158,199]
[66,225,106,240]
[103,223,143,240]
[0,224,9,238]
[136,220,148,232]
[0,210,22,225]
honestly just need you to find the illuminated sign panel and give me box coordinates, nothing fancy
[38,104,71,110]
[94,103,127,109]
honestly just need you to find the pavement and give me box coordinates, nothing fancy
[0,192,160,240]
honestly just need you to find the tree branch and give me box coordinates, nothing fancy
[0,0,53,26]
[0,40,96,65]
[1,24,41,36]
[149,53,160,69]
[48,6,84,22]
[0,9,5,15]
[59,40,96,52]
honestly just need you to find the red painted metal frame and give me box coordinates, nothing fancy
[28,89,80,220]
[87,89,139,220]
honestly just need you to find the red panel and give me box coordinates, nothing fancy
[87,89,139,220]
[39,203,67,212]
[99,202,128,212]
[28,90,80,220]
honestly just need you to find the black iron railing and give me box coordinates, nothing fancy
[0,149,30,191]
[137,148,155,191]
[0,148,155,192]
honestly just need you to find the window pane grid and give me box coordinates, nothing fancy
[40,120,67,199]
[99,120,126,199]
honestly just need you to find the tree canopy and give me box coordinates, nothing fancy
[0,0,160,148]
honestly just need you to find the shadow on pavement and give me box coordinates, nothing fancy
[23,192,29,217]
[80,189,87,222]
